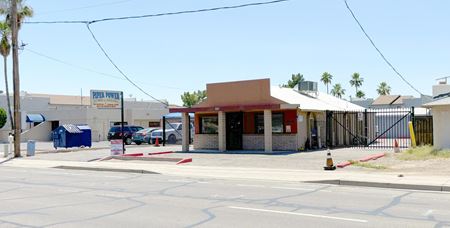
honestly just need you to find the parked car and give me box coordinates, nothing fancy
[107,125,144,145]
[150,122,194,144]
[132,128,159,145]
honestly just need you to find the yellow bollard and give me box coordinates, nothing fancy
[408,121,416,148]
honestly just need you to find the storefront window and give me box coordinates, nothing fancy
[272,113,284,133]
[200,116,218,134]
[255,113,284,134]
[255,114,264,134]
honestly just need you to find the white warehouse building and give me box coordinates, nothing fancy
[0,92,169,143]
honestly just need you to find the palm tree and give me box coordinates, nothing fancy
[0,1,33,130]
[356,90,365,99]
[0,0,34,29]
[377,82,391,95]
[349,72,364,96]
[320,72,333,94]
[0,21,12,129]
[331,84,346,99]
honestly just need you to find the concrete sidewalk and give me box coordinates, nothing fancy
[3,158,450,192]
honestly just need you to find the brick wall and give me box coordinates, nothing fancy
[243,134,265,150]
[273,134,298,151]
[243,134,298,151]
[195,133,298,151]
[194,134,218,150]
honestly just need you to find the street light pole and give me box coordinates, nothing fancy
[11,0,21,157]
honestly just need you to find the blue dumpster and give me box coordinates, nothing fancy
[52,124,92,149]
[76,125,92,148]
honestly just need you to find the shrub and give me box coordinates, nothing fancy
[0,108,6,129]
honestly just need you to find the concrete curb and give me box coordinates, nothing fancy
[0,157,13,164]
[109,156,182,162]
[307,180,450,192]
[53,165,160,174]
[37,146,110,154]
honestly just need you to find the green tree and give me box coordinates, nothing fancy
[331,83,346,99]
[356,90,365,99]
[320,72,333,94]
[181,90,206,108]
[377,82,391,95]
[0,21,12,129]
[349,72,364,96]
[0,108,6,129]
[282,73,304,88]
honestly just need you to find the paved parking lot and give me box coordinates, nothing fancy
[2,141,390,171]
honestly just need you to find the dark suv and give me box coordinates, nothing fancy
[107,125,144,145]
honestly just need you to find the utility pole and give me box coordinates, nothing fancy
[11,0,21,157]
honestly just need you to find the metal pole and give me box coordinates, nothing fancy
[188,114,191,144]
[364,109,368,147]
[325,111,330,148]
[162,116,166,146]
[121,91,125,153]
[11,0,21,157]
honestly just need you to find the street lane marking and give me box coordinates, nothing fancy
[228,206,368,223]
[236,184,265,188]
[167,179,193,183]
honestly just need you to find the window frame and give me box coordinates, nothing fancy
[199,115,219,134]
[254,112,285,134]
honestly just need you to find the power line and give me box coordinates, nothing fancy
[23,0,290,105]
[85,24,168,105]
[343,0,423,96]
[24,48,185,91]
[24,0,289,25]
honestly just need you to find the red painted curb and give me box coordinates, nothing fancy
[371,153,385,160]
[122,153,144,157]
[337,161,352,168]
[359,153,385,162]
[176,158,192,165]
[148,151,174,156]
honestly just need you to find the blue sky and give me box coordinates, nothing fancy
[9,0,450,104]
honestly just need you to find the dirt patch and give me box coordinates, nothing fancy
[347,150,450,176]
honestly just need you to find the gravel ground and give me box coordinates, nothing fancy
[345,152,450,176]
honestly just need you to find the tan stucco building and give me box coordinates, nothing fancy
[0,93,168,143]
[170,78,364,152]
[424,97,450,149]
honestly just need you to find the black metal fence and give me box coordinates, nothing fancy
[326,108,432,149]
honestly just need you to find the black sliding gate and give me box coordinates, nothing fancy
[326,108,433,149]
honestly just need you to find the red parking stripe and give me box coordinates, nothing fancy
[337,161,352,168]
[176,158,192,165]
[148,151,174,156]
[122,153,144,157]
[359,153,385,162]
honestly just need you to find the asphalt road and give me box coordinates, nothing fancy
[1,166,450,228]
